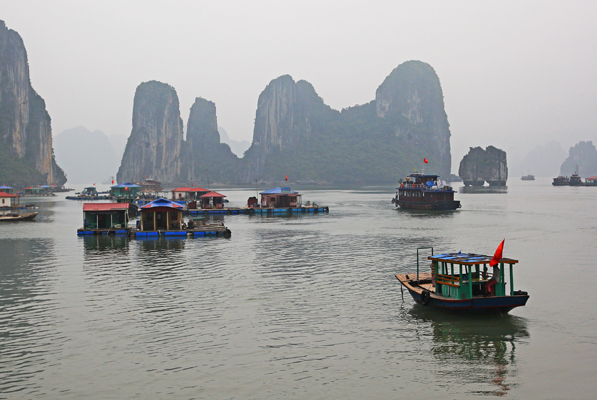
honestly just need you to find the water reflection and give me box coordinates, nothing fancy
[395,209,458,219]
[459,186,508,194]
[0,238,62,396]
[409,307,529,397]
[137,237,186,252]
[81,235,130,252]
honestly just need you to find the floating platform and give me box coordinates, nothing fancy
[186,206,329,215]
[77,227,132,235]
[131,224,231,239]
[67,195,114,200]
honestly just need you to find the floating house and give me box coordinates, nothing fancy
[111,183,142,197]
[135,179,162,193]
[77,203,131,235]
[23,185,53,196]
[134,198,231,238]
[252,187,329,215]
[171,187,210,200]
[0,191,19,208]
[0,186,16,195]
[585,176,597,186]
[200,191,226,209]
[260,187,302,207]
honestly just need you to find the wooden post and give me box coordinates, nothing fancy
[509,263,514,296]
[153,212,156,232]
[140,212,144,231]
[166,211,170,231]
[467,266,473,299]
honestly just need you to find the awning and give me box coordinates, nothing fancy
[83,203,130,212]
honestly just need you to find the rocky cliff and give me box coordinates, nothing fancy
[116,81,184,184]
[375,61,451,178]
[0,20,65,186]
[118,60,453,185]
[238,60,452,184]
[183,97,239,185]
[459,146,508,186]
[560,141,597,177]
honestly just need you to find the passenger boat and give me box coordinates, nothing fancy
[0,212,38,221]
[392,172,460,210]
[569,171,583,186]
[521,173,535,181]
[396,245,529,314]
[552,175,569,186]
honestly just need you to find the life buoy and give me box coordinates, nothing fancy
[420,290,431,306]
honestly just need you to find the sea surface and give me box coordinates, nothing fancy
[1,179,596,399]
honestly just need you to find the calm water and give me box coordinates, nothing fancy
[1,179,596,399]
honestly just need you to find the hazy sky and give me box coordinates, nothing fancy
[2,1,596,171]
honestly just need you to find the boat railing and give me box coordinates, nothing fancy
[435,274,459,287]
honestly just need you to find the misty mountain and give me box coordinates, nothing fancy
[54,126,119,184]
[514,141,567,178]
[116,61,453,185]
[0,20,66,186]
[108,134,128,162]
[560,141,597,177]
[218,127,251,158]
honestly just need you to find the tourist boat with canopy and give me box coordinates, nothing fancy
[396,241,529,314]
[392,172,460,210]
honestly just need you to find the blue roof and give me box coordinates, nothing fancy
[0,186,13,189]
[140,198,183,210]
[260,187,299,195]
[111,183,141,188]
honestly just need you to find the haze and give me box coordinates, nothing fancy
[2,0,596,173]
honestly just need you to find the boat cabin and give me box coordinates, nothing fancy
[135,179,162,192]
[199,191,226,209]
[260,187,302,208]
[82,187,99,196]
[427,252,519,299]
[0,191,19,208]
[138,198,184,231]
[82,203,130,230]
[111,183,142,197]
[585,176,597,186]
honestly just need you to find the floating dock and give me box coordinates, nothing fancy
[186,206,329,215]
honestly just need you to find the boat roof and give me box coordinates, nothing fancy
[83,203,129,212]
[0,186,13,189]
[260,187,299,195]
[111,183,141,188]
[0,191,18,197]
[408,173,439,178]
[200,191,226,198]
[429,252,518,265]
[586,176,597,180]
[140,198,184,210]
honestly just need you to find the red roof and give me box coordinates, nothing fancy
[0,191,18,197]
[83,203,130,212]
[200,191,226,198]
[586,176,597,180]
[172,187,209,192]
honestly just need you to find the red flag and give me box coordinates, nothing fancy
[111,179,114,184]
[489,239,505,267]
[124,186,128,191]
[424,158,429,164]
[285,175,288,181]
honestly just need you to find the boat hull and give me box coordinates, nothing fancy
[396,273,529,314]
[0,212,38,221]
[394,199,461,211]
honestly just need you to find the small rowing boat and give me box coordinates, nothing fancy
[0,212,38,221]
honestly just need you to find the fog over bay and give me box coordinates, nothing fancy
[2,0,596,173]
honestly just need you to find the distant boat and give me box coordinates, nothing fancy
[0,212,38,221]
[552,176,570,186]
[521,172,535,181]
[392,172,460,210]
